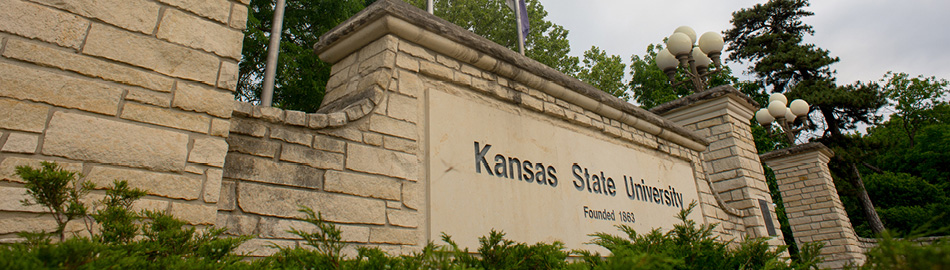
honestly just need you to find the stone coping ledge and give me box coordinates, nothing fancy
[232,87,382,128]
[649,85,759,115]
[313,0,709,152]
[759,142,834,162]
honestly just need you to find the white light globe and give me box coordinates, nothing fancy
[768,93,788,106]
[785,108,796,121]
[656,48,679,71]
[673,26,696,45]
[768,100,787,118]
[667,32,693,57]
[692,48,712,69]
[790,99,809,116]
[755,108,775,125]
[698,31,724,55]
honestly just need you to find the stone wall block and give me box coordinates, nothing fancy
[30,0,160,34]
[173,82,234,118]
[308,113,329,129]
[217,181,236,211]
[0,0,89,49]
[0,157,81,183]
[396,70,422,98]
[395,53,419,72]
[387,209,419,228]
[369,115,417,141]
[169,202,217,225]
[87,166,201,200]
[359,35,398,61]
[210,118,231,137]
[386,94,418,123]
[229,4,248,30]
[83,24,219,85]
[230,117,267,137]
[312,135,346,153]
[369,227,418,245]
[156,0,231,23]
[257,217,370,243]
[217,213,259,235]
[126,89,172,107]
[257,106,285,123]
[328,112,347,126]
[324,170,401,200]
[189,137,228,167]
[346,143,419,181]
[419,61,453,82]
[121,102,210,133]
[0,186,48,212]
[319,127,363,143]
[203,168,223,203]
[0,98,49,133]
[2,39,175,92]
[217,60,240,91]
[358,50,396,75]
[0,62,123,116]
[270,128,313,146]
[284,110,307,126]
[44,112,188,172]
[279,144,345,171]
[383,136,418,154]
[398,41,434,61]
[238,182,386,224]
[2,133,39,153]
[223,154,324,189]
[157,9,243,59]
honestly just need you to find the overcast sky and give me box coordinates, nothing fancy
[541,0,950,85]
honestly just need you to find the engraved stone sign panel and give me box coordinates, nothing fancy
[428,89,703,252]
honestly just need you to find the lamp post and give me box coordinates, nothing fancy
[655,26,725,93]
[754,93,811,145]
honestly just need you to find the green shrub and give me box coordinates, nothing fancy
[857,233,950,270]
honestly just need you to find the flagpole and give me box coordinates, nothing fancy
[514,0,525,55]
[261,0,286,107]
[427,0,433,14]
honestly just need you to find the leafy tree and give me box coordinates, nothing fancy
[879,71,949,146]
[577,46,628,100]
[725,0,888,235]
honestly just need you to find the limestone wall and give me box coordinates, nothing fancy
[0,0,246,238]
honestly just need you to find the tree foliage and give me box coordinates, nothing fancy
[627,43,741,109]
[576,46,628,100]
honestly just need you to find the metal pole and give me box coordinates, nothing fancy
[514,0,525,55]
[261,0,286,107]
[427,0,433,14]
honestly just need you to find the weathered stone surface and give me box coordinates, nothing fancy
[3,39,174,92]
[217,181,236,211]
[203,168,222,203]
[223,154,323,189]
[169,202,217,225]
[2,133,39,153]
[358,50,396,74]
[238,182,386,224]
[173,82,234,118]
[270,128,312,146]
[0,187,47,212]
[126,89,171,107]
[44,112,189,172]
[189,137,228,167]
[235,238,292,257]
[229,117,267,137]
[217,60,239,91]
[419,61,453,82]
[257,217,370,242]
[0,157,81,183]
[86,166,201,200]
[395,53,419,72]
[328,112,347,126]
[346,143,419,181]
[307,113,329,129]
[386,201,401,209]
[324,171,400,200]
[369,115,417,140]
[0,62,123,116]
[229,4,248,30]
[185,164,204,174]
[31,0,159,34]
[387,209,419,228]
[383,135,418,154]
[312,135,345,153]
[0,216,55,235]
[257,106,285,123]
[156,0,231,23]
[319,127,363,142]
[217,213,259,235]
[227,135,279,158]
[397,41,434,61]
[397,70,423,98]
[83,24,219,85]
[369,227,417,245]
[387,94,417,123]
[0,98,48,133]
[121,102,210,133]
[0,0,89,49]
[157,9,243,59]
[280,144,345,170]
[210,118,231,137]
[363,132,383,146]
[402,182,422,210]
[284,110,307,126]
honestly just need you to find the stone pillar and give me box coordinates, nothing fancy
[760,143,864,269]
[651,86,783,245]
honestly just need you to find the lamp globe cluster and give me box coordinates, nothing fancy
[755,93,810,126]
[655,26,724,75]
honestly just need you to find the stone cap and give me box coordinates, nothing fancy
[314,0,709,151]
[759,142,834,162]
[649,85,759,116]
